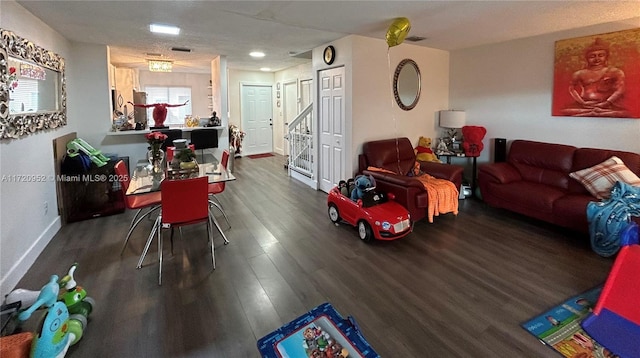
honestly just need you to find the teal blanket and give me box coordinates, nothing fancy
[587,181,640,257]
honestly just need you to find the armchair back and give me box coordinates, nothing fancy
[359,137,415,175]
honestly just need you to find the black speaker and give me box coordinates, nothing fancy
[494,138,507,163]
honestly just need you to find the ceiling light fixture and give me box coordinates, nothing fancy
[250,51,265,58]
[148,60,173,72]
[260,67,271,72]
[149,24,180,35]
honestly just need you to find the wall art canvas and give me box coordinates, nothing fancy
[552,28,640,119]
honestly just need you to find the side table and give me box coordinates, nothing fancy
[438,153,478,195]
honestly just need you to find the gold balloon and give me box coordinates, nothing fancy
[386,17,411,47]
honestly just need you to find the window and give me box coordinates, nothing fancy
[144,86,192,126]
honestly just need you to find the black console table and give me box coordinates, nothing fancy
[438,153,478,194]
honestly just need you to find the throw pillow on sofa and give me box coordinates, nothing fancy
[570,156,640,199]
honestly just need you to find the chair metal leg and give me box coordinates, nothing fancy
[209,211,230,245]
[208,214,216,270]
[121,205,160,255]
[208,200,231,229]
[158,223,163,285]
[137,215,160,269]
[209,194,225,210]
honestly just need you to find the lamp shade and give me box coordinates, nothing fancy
[439,110,466,128]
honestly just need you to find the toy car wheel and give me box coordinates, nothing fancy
[69,313,87,330]
[328,204,341,224]
[358,221,374,243]
[82,297,96,315]
[74,301,92,317]
[67,316,84,345]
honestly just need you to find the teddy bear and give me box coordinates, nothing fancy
[415,136,441,163]
[350,175,375,202]
[461,126,487,157]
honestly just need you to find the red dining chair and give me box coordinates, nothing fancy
[114,160,162,255]
[208,149,231,231]
[136,176,216,285]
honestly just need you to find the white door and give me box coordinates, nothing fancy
[241,84,273,156]
[282,80,298,156]
[318,67,345,193]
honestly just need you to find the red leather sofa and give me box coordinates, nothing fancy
[358,137,464,222]
[478,140,640,233]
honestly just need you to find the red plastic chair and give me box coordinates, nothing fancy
[136,176,216,285]
[208,150,231,231]
[114,160,161,255]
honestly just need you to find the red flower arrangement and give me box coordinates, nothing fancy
[145,131,168,148]
[145,131,168,164]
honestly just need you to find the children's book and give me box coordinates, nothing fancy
[257,302,380,358]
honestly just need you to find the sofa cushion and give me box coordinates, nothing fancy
[569,156,640,199]
[508,140,576,190]
[483,181,566,214]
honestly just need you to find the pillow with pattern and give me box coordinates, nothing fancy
[569,156,640,199]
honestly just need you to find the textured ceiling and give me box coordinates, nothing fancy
[14,1,640,73]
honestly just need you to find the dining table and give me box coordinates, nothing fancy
[126,160,235,196]
[125,158,235,267]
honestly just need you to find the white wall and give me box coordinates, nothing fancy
[314,35,450,176]
[273,63,313,155]
[0,1,73,295]
[450,17,640,167]
[352,35,450,175]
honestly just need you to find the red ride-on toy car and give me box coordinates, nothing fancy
[327,186,412,243]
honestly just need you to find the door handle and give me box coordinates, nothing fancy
[269,118,272,126]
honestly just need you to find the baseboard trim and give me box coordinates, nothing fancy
[290,170,316,189]
[1,216,61,297]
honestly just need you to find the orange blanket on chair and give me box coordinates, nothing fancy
[414,173,459,223]
[367,165,459,223]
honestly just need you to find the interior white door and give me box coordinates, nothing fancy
[318,67,345,193]
[240,84,273,156]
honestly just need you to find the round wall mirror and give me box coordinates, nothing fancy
[393,59,421,111]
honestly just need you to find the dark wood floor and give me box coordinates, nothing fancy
[14,153,613,357]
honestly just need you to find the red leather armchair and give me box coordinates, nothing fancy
[358,137,464,222]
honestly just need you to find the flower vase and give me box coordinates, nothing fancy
[147,148,165,174]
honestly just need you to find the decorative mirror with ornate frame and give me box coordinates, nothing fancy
[0,29,66,139]
[393,58,421,111]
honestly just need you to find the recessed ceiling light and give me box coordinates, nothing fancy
[149,24,180,35]
[260,67,271,72]
[250,51,265,58]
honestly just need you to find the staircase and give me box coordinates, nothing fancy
[286,103,314,183]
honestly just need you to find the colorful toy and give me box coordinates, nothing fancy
[16,275,84,358]
[461,126,486,157]
[66,138,110,167]
[580,222,640,358]
[415,136,440,162]
[58,263,96,318]
[350,175,374,202]
[328,186,412,242]
[6,263,95,319]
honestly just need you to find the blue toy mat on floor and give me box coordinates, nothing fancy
[257,302,380,358]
